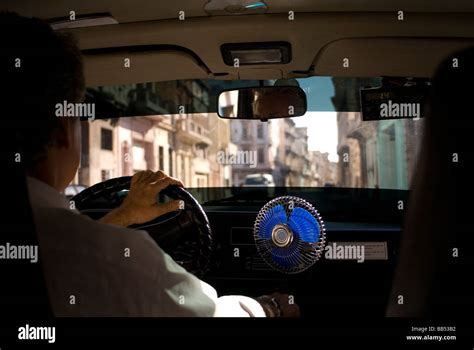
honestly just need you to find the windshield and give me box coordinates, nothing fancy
[74,77,425,192]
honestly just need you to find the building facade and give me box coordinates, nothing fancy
[77,81,234,188]
[336,111,424,189]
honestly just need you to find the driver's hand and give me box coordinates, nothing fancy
[255,293,300,317]
[99,170,184,227]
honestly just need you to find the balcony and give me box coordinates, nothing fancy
[192,157,211,174]
[192,112,209,123]
[284,129,297,140]
[130,88,168,115]
[302,165,312,177]
[285,143,299,156]
[176,119,212,145]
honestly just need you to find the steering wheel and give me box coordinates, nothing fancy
[71,176,212,277]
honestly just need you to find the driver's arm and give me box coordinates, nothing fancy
[94,170,266,317]
[144,240,297,317]
[141,235,266,317]
[139,231,299,317]
[95,170,297,317]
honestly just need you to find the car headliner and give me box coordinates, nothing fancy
[3,0,474,86]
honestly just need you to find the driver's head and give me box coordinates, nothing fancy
[0,12,85,191]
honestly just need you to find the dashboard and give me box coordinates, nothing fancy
[76,185,406,318]
[203,206,401,318]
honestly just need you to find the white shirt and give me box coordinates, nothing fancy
[27,176,265,317]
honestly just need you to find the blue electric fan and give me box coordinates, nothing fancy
[254,196,326,274]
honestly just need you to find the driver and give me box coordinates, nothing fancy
[252,88,302,119]
[1,12,299,317]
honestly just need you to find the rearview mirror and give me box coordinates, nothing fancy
[217,86,307,120]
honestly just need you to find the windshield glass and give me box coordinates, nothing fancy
[74,77,425,191]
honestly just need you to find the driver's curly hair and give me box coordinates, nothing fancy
[0,11,85,168]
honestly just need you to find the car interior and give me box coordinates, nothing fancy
[3,0,474,321]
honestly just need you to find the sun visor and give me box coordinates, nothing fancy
[84,50,209,86]
[313,38,474,78]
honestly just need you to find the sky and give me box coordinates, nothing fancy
[293,112,339,162]
[294,76,339,162]
[297,76,336,112]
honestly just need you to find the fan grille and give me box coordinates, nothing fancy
[254,196,326,274]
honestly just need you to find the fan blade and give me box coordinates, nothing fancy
[288,207,320,243]
[271,242,301,268]
[258,204,287,239]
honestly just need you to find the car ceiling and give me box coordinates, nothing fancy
[4,0,474,86]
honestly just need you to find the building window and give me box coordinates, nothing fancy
[80,122,89,167]
[242,124,248,140]
[196,174,207,188]
[181,155,186,181]
[257,124,264,139]
[158,146,164,170]
[195,144,207,158]
[258,148,265,164]
[101,169,112,181]
[168,148,174,176]
[101,128,113,150]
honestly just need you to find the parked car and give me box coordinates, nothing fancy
[243,173,275,187]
